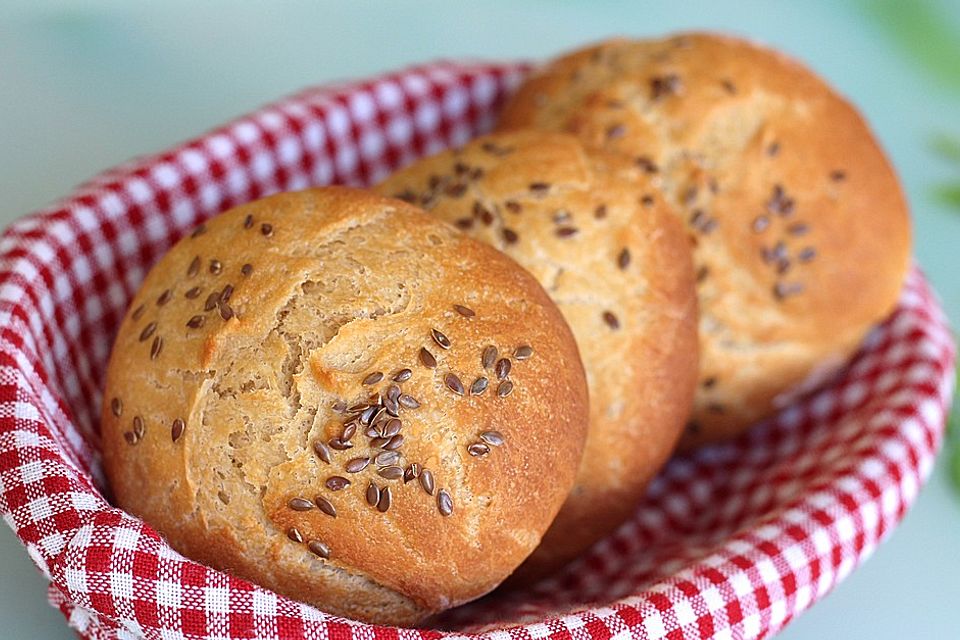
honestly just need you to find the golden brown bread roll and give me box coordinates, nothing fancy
[377,131,698,580]
[100,187,589,624]
[498,32,911,448]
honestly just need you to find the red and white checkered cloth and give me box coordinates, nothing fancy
[0,60,954,640]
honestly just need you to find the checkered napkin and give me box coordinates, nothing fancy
[0,60,955,640]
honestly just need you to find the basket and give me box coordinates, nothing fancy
[0,60,954,640]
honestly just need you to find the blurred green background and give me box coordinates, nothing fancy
[0,1,957,638]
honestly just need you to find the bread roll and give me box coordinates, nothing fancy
[101,187,589,624]
[498,33,911,447]
[377,131,698,580]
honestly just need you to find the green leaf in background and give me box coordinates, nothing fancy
[859,0,960,96]
[932,183,960,210]
[930,133,960,165]
[952,444,960,494]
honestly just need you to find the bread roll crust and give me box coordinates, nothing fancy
[499,33,911,446]
[101,187,588,624]
[378,131,698,579]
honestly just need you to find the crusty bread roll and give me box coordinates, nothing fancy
[101,187,589,624]
[377,131,698,580]
[498,32,912,448]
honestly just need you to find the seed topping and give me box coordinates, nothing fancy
[470,377,489,396]
[444,373,465,395]
[788,222,809,236]
[366,482,380,506]
[328,437,353,451]
[480,430,504,447]
[766,184,795,216]
[325,476,350,491]
[377,486,392,512]
[635,156,659,174]
[375,451,399,466]
[345,457,370,473]
[382,418,401,437]
[288,497,314,512]
[419,469,436,495]
[431,328,451,350]
[404,463,421,483]
[495,358,511,380]
[379,465,404,480]
[437,489,453,516]
[419,347,437,369]
[362,371,384,386]
[606,123,627,140]
[139,322,157,342]
[218,302,234,321]
[603,311,621,330]
[171,418,185,442]
[650,73,682,99]
[774,281,805,300]
[150,336,163,360]
[482,345,497,369]
[398,394,420,409]
[690,209,718,234]
[369,436,390,449]
[468,442,490,457]
[481,141,514,156]
[529,181,551,195]
[307,540,330,559]
[315,496,337,518]
[313,440,332,464]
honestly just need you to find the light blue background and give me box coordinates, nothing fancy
[1,2,957,638]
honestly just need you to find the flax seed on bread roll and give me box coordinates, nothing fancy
[377,131,698,580]
[498,32,911,448]
[100,187,589,625]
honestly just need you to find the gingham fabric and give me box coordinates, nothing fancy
[0,60,954,640]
